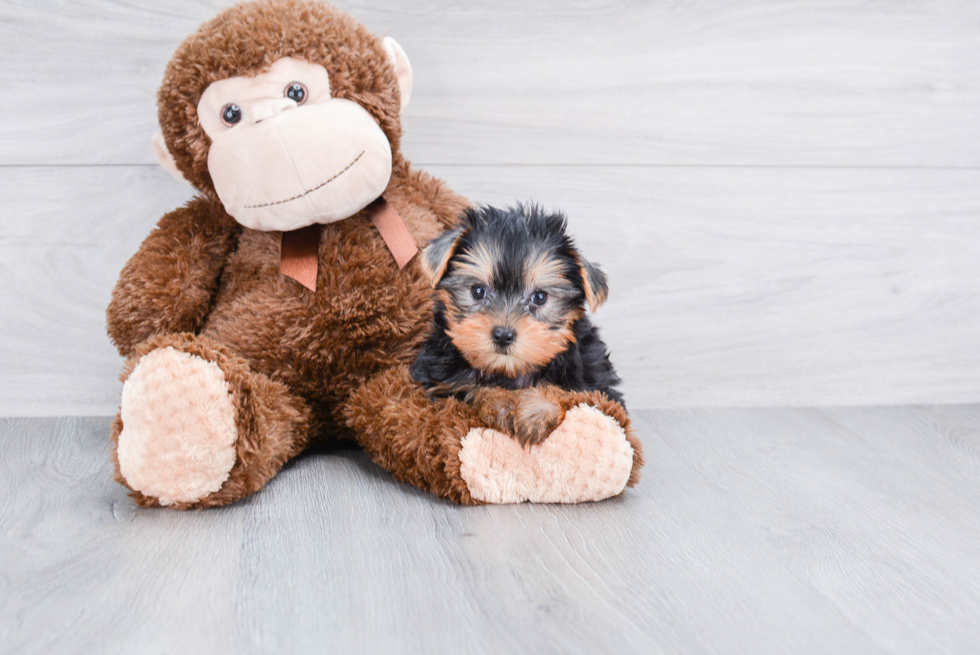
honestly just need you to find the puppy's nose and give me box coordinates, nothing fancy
[491,326,516,348]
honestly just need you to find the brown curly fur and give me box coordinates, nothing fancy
[106,0,642,508]
[157,0,406,195]
[109,333,312,509]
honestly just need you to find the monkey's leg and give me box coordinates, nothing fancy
[462,386,644,504]
[110,333,311,509]
[342,365,483,504]
[343,366,644,505]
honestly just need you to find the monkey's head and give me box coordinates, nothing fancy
[153,0,412,231]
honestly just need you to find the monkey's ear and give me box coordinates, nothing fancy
[382,37,413,113]
[419,226,465,288]
[151,132,190,186]
[577,256,609,312]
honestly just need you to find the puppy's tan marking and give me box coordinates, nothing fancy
[508,315,576,372]
[454,241,499,284]
[574,253,608,313]
[419,227,466,288]
[523,249,568,292]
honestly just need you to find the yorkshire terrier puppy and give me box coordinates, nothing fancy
[411,204,623,446]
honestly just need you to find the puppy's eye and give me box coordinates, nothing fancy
[471,284,487,301]
[531,290,548,306]
[220,103,242,126]
[285,82,308,105]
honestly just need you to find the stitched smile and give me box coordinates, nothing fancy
[244,150,366,209]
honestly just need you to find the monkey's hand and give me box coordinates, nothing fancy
[470,386,566,448]
[107,198,239,357]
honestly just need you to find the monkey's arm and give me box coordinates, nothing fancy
[107,197,240,357]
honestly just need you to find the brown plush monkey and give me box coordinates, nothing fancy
[106,0,643,508]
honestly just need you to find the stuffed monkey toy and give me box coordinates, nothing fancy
[106,0,643,508]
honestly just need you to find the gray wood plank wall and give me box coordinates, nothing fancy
[1,0,978,414]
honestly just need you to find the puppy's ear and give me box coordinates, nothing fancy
[576,255,609,312]
[419,226,466,287]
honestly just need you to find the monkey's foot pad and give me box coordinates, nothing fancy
[458,403,634,504]
[116,347,238,506]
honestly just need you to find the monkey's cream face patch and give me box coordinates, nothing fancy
[198,57,393,231]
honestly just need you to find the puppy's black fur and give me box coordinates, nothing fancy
[411,204,624,405]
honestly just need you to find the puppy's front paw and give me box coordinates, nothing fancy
[512,388,564,447]
[471,386,565,447]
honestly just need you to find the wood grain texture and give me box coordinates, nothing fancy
[1,165,977,415]
[2,4,977,652]
[1,407,979,653]
[0,0,978,411]
[0,0,978,166]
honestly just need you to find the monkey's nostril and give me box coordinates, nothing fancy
[250,98,297,125]
[491,326,516,347]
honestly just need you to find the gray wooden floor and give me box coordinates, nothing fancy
[2,1,980,653]
[2,406,980,654]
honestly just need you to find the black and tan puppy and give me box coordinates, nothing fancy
[412,204,623,445]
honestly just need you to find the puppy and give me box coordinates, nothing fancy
[411,204,623,445]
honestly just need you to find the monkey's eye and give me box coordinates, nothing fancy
[220,103,242,126]
[285,82,308,105]
[531,290,548,306]
[471,284,487,301]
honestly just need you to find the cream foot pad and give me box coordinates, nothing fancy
[459,403,634,504]
[116,347,238,506]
